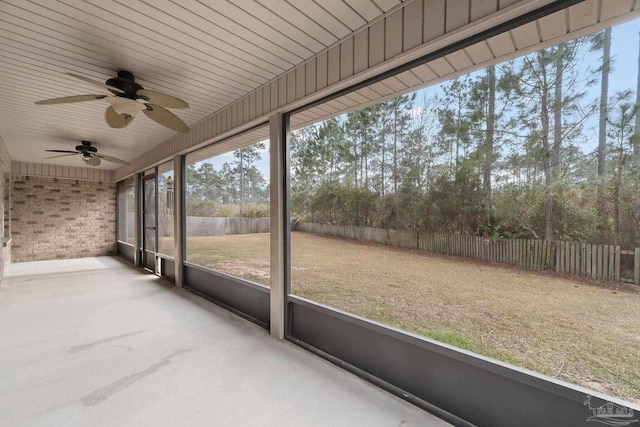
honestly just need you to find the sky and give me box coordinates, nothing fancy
[608,19,640,92]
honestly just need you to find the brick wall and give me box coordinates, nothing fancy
[11,176,116,262]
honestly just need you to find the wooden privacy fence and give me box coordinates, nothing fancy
[293,222,640,285]
[183,217,270,237]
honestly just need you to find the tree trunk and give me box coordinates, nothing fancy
[598,28,611,178]
[455,99,461,168]
[363,128,369,190]
[539,52,554,241]
[381,133,386,195]
[483,65,496,214]
[552,45,563,181]
[598,27,611,240]
[239,155,244,213]
[614,169,620,248]
[393,106,398,193]
[353,138,358,188]
[359,131,364,189]
[634,31,640,164]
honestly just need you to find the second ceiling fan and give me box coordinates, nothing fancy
[35,71,190,133]
[45,140,129,167]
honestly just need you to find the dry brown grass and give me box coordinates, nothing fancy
[180,231,640,403]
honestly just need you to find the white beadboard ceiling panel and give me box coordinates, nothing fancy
[0,0,401,171]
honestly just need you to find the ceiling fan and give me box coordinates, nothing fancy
[45,141,129,167]
[35,71,190,133]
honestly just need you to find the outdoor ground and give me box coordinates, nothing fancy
[165,232,640,403]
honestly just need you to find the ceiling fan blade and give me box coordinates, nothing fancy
[105,106,134,128]
[136,89,189,108]
[45,149,78,154]
[85,156,101,167]
[35,95,106,105]
[67,73,124,93]
[45,153,78,160]
[143,104,189,133]
[95,153,130,165]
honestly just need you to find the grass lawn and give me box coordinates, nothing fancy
[178,231,640,403]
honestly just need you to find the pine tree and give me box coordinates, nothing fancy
[233,143,265,211]
[596,28,613,239]
[634,31,640,164]
[513,40,589,240]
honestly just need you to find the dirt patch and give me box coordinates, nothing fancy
[216,259,270,280]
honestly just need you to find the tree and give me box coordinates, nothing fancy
[185,163,223,201]
[437,77,472,175]
[594,28,613,238]
[344,107,380,191]
[291,125,321,192]
[513,40,590,240]
[466,63,517,220]
[596,28,612,179]
[233,142,265,211]
[385,94,415,193]
[426,161,484,233]
[220,162,236,204]
[484,66,497,201]
[317,118,349,183]
[605,92,637,247]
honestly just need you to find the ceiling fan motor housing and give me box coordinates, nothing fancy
[76,141,97,153]
[106,70,143,99]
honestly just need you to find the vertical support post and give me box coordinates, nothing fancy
[174,154,185,288]
[154,167,160,276]
[133,172,141,267]
[270,113,287,339]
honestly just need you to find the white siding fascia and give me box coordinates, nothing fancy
[11,161,114,181]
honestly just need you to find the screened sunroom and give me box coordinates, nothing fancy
[1,1,639,426]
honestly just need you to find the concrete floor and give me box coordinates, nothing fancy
[0,256,451,427]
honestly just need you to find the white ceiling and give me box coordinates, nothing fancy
[1,0,638,173]
[0,0,402,170]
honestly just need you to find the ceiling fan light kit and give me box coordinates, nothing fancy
[82,153,101,167]
[35,71,190,133]
[105,96,146,117]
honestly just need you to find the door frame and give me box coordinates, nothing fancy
[142,171,159,274]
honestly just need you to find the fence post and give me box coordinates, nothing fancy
[609,246,615,280]
[604,244,609,280]
[596,245,602,280]
[614,246,621,282]
[635,248,640,285]
[568,242,574,275]
[591,244,597,279]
